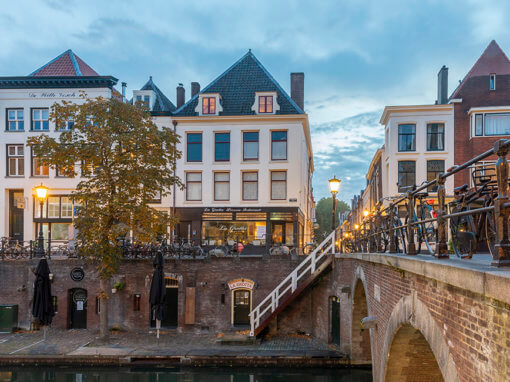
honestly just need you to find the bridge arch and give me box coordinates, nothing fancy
[379,293,459,382]
[351,266,372,363]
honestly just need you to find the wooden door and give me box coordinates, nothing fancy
[233,289,250,325]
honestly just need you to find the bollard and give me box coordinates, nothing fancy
[492,140,510,266]
[435,173,449,258]
[389,204,397,253]
[406,192,417,255]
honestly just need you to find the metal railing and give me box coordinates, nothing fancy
[339,139,510,267]
[249,231,336,336]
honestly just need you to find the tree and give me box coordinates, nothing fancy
[314,197,350,240]
[28,96,182,340]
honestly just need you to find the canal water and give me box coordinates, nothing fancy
[0,367,372,381]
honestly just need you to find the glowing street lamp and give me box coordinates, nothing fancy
[328,176,341,231]
[34,183,49,258]
[363,209,369,218]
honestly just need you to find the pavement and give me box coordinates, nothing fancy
[0,329,347,367]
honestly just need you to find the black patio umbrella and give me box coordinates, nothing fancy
[149,251,166,338]
[32,258,54,337]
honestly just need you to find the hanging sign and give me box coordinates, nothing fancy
[227,278,255,290]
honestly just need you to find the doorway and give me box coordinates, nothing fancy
[68,288,87,329]
[9,190,24,242]
[331,296,340,345]
[151,277,178,328]
[233,289,251,326]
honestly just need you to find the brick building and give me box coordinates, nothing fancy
[451,40,510,187]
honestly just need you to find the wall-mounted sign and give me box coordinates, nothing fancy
[28,92,78,99]
[227,278,255,290]
[70,267,85,282]
[203,207,262,213]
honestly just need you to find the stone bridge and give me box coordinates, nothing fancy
[273,252,510,381]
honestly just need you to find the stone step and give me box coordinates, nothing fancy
[216,334,258,345]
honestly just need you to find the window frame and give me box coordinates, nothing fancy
[202,97,216,115]
[397,124,416,152]
[397,160,416,192]
[31,108,50,131]
[33,195,73,221]
[6,108,24,131]
[258,95,274,114]
[271,130,288,161]
[242,172,258,201]
[474,113,484,136]
[214,172,230,201]
[186,132,203,162]
[490,73,496,91]
[243,131,259,161]
[6,144,24,177]
[426,123,445,151]
[185,172,202,201]
[214,132,230,162]
[31,146,49,177]
[270,171,287,200]
[426,160,445,192]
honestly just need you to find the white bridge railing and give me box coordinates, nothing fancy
[249,231,336,336]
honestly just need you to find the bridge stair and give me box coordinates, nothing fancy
[249,231,336,337]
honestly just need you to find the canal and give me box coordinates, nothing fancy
[0,367,372,381]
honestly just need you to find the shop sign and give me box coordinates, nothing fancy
[228,278,255,290]
[218,224,247,232]
[70,267,85,282]
[203,207,262,213]
[28,92,78,99]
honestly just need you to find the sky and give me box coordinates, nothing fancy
[1,0,510,204]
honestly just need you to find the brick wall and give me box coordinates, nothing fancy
[0,256,297,333]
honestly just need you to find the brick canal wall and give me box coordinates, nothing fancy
[0,256,297,333]
[273,255,510,382]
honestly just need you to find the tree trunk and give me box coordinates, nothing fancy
[99,277,109,341]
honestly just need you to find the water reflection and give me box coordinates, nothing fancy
[0,367,372,382]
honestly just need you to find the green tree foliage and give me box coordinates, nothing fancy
[28,95,182,339]
[314,197,350,241]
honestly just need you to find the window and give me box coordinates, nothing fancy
[202,97,216,115]
[271,171,287,200]
[259,95,273,113]
[7,145,24,176]
[58,117,74,131]
[214,172,230,201]
[243,172,258,200]
[475,114,483,136]
[490,74,496,90]
[187,133,202,162]
[427,160,445,192]
[398,161,415,192]
[215,133,230,161]
[34,195,73,220]
[426,123,444,151]
[48,197,60,218]
[398,124,416,151]
[81,161,97,177]
[31,108,49,131]
[144,95,150,104]
[271,131,287,160]
[7,109,24,131]
[485,113,510,136]
[31,147,48,176]
[243,132,259,160]
[186,172,202,201]
[56,165,74,177]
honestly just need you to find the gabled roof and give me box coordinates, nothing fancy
[450,40,510,99]
[173,50,304,116]
[29,49,99,77]
[139,76,176,113]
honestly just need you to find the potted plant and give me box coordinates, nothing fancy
[112,282,125,294]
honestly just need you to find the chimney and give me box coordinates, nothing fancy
[191,82,200,98]
[437,65,448,104]
[121,82,127,103]
[176,83,185,108]
[290,72,304,111]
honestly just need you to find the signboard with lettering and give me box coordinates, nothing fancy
[227,278,255,290]
[203,207,263,213]
[28,92,78,99]
[70,267,85,282]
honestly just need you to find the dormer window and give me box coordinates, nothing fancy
[490,74,496,90]
[202,97,216,115]
[133,90,155,110]
[195,94,223,116]
[251,92,280,115]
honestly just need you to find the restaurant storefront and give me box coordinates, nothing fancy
[175,207,304,254]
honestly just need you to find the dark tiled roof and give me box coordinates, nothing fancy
[30,50,99,77]
[140,77,176,113]
[173,51,303,116]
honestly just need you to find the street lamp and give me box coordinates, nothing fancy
[328,176,341,231]
[363,209,369,218]
[34,183,48,258]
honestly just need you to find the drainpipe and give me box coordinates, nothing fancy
[172,120,178,242]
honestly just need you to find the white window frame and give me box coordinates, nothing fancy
[186,172,202,201]
[7,109,24,131]
[32,108,49,131]
[251,92,280,115]
[195,93,223,116]
[7,144,24,177]
[214,172,230,201]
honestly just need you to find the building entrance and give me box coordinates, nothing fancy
[151,277,178,328]
[233,289,251,325]
[68,288,87,329]
[9,190,24,242]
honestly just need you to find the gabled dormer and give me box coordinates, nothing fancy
[134,76,176,115]
[251,91,280,115]
[194,93,223,116]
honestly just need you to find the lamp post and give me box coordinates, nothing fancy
[328,176,341,231]
[34,183,48,258]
